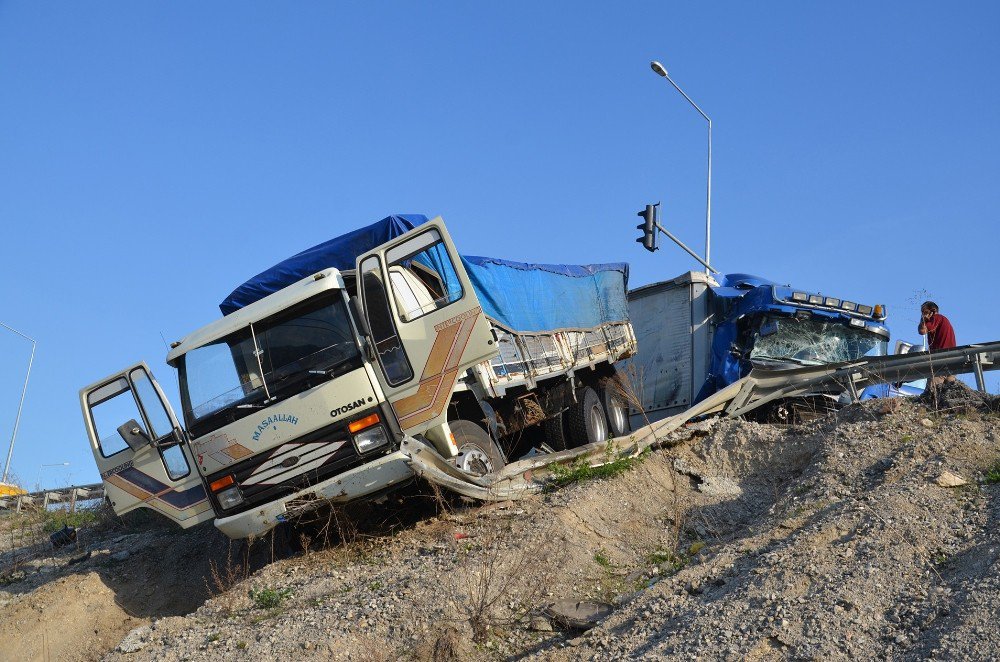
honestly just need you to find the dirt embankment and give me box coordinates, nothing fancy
[3,382,999,661]
[0,518,236,662]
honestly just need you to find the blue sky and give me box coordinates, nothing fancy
[1,2,996,488]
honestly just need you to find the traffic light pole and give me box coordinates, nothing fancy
[654,221,718,274]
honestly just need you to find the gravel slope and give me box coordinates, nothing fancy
[3,383,998,661]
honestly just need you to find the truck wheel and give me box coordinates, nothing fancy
[450,420,505,476]
[543,412,569,451]
[599,377,631,438]
[567,387,608,445]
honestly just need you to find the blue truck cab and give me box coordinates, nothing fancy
[621,271,896,426]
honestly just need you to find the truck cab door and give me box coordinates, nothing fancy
[356,217,495,436]
[81,362,214,527]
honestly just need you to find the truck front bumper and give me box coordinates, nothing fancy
[214,449,415,539]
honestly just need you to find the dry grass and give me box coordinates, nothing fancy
[205,540,252,614]
[447,500,557,644]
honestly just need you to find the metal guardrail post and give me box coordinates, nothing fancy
[845,373,861,404]
[973,353,987,393]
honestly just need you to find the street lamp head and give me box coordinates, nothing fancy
[650,61,668,77]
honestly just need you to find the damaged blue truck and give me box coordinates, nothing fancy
[620,270,920,425]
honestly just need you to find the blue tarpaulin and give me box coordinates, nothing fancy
[219,215,630,334]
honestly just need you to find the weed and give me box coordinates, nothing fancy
[647,547,689,575]
[369,579,383,591]
[984,460,1000,484]
[236,641,247,650]
[547,443,644,489]
[593,549,613,569]
[206,541,251,614]
[206,633,219,643]
[41,509,99,533]
[249,587,292,610]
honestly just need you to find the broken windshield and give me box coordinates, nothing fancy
[748,315,887,366]
[178,292,362,437]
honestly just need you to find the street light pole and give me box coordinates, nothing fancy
[0,322,37,485]
[650,60,713,274]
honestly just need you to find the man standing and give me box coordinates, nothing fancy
[918,301,956,351]
[918,301,957,386]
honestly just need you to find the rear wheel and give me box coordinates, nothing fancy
[598,376,630,438]
[567,387,608,446]
[543,412,569,451]
[450,420,505,476]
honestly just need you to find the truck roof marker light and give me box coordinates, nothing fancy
[808,295,823,305]
[841,301,857,311]
[874,304,886,320]
[210,475,235,492]
[857,304,874,316]
[348,413,380,433]
[825,298,840,307]
[849,318,865,328]
[792,292,808,302]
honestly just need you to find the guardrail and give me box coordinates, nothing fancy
[0,482,105,512]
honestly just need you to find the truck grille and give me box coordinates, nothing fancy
[207,406,390,515]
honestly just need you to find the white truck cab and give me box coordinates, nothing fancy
[81,219,496,538]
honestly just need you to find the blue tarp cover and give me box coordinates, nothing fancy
[219,215,629,334]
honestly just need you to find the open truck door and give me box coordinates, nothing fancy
[81,362,213,527]
[356,217,495,437]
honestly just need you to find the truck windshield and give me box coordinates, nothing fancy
[749,315,887,365]
[178,292,362,437]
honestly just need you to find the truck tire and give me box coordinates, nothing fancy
[567,387,608,446]
[543,412,569,451]
[451,420,506,476]
[598,376,631,438]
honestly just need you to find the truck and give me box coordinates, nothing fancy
[80,215,636,539]
[620,271,893,425]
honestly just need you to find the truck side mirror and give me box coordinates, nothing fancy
[117,419,152,452]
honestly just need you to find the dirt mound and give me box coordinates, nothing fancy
[0,517,245,662]
[917,379,1000,414]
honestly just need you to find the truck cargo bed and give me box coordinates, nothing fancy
[471,320,636,397]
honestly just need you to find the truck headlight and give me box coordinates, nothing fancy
[216,485,245,510]
[353,425,389,453]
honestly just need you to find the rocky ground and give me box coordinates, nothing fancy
[2,382,999,661]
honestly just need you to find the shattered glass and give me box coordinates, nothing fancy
[749,316,887,365]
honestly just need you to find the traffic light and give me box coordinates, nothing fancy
[636,204,657,252]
